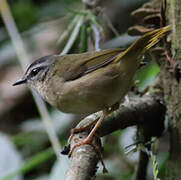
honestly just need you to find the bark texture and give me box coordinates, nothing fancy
[162,0,181,179]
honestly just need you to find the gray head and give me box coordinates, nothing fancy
[13,55,56,87]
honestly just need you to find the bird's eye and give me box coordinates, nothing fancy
[30,68,41,77]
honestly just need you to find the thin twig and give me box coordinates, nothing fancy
[0,0,61,157]
[57,15,79,45]
[80,21,88,52]
[91,23,101,51]
[101,10,120,36]
[60,15,84,55]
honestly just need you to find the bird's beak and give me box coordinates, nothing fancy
[13,78,27,86]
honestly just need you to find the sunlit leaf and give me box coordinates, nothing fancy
[135,61,160,92]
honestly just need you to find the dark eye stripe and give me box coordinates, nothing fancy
[28,56,51,70]
[25,55,52,75]
[28,66,47,79]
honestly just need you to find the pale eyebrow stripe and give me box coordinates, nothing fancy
[25,55,52,75]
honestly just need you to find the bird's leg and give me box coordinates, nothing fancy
[68,103,119,173]
[68,109,109,157]
[69,103,119,143]
[82,110,109,141]
[68,109,109,173]
[62,105,118,170]
[68,118,99,144]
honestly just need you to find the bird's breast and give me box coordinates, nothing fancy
[40,63,135,114]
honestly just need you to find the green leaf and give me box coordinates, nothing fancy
[134,61,160,92]
[80,22,88,53]
[152,155,160,180]
[61,15,84,55]
[57,15,79,45]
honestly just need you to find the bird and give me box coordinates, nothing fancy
[13,26,170,156]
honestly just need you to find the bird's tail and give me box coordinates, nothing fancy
[114,25,170,63]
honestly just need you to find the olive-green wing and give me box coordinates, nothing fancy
[64,48,124,81]
[83,48,124,75]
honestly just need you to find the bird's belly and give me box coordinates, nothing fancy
[57,78,130,114]
[48,63,133,114]
[57,90,121,114]
[58,96,106,114]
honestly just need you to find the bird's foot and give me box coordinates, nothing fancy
[68,135,94,157]
[68,118,98,144]
[68,135,108,173]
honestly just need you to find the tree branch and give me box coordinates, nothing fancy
[65,132,100,180]
[65,94,166,179]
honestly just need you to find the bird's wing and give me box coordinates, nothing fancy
[64,48,124,81]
